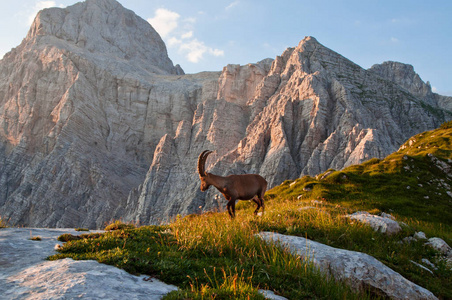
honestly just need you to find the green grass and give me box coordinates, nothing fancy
[75,228,90,232]
[104,220,136,231]
[50,219,369,299]
[268,122,452,226]
[49,123,452,299]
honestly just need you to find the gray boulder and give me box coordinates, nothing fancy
[258,232,437,300]
[346,211,402,235]
[425,237,452,256]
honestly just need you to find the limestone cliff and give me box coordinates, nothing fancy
[0,0,450,227]
[121,37,452,225]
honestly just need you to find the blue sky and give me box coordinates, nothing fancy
[0,0,451,95]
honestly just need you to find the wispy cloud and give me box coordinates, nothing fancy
[226,1,240,10]
[181,31,193,39]
[390,37,399,43]
[148,8,224,64]
[147,8,180,38]
[28,1,64,25]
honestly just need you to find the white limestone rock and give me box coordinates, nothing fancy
[346,211,402,235]
[410,260,434,275]
[258,289,288,300]
[258,232,438,300]
[414,231,428,240]
[0,228,177,299]
[425,237,452,255]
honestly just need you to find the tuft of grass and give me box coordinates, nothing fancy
[164,269,266,300]
[104,220,136,231]
[30,236,42,241]
[57,234,82,242]
[57,232,103,242]
[75,228,90,232]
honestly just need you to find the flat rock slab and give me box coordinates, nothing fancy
[0,228,177,299]
[258,232,437,300]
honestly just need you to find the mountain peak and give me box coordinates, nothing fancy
[369,61,431,98]
[27,0,181,75]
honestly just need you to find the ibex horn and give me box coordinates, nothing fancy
[197,150,212,176]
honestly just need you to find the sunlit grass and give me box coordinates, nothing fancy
[50,216,369,299]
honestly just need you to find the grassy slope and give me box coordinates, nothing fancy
[48,123,452,299]
[272,121,452,226]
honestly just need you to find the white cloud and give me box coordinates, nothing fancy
[181,31,193,39]
[147,8,180,38]
[390,37,399,43]
[180,39,224,63]
[432,86,438,93]
[226,1,240,10]
[28,1,63,25]
[210,48,225,57]
[148,8,224,64]
[168,37,182,47]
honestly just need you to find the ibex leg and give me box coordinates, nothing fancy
[226,199,236,218]
[252,197,261,215]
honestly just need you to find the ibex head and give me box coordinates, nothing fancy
[197,150,212,191]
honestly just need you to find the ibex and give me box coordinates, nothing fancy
[197,150,268,218]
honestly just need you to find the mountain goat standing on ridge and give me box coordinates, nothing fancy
[197,150,268,218]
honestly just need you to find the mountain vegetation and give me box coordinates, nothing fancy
[49,122,452,299]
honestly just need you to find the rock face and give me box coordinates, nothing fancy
[258,232,438,300]
[27,0,181,75]
[0,228,178,299]
[0,0,451,228]
[370,61,452,112]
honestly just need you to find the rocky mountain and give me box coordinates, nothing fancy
[0,0,450,228]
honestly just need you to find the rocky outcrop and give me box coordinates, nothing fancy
[370,61,452,112]
[258,232,438,300]
[346,211,402,235]
[0,0,451,227]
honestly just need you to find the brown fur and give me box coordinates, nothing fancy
[198,150,268,218]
